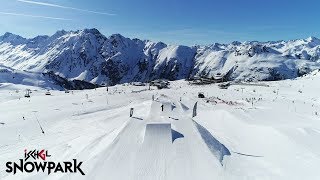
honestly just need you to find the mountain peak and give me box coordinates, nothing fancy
[306,36,320,43]
[109,33,125,40]
[0,32,25,44]
[108,33,127,47]
[1,29,320,86]
[79,28,102,36]
[306,36,319,41]
[1,32,22,39]
[51,30,68,38]
[231,41,242,46]
[3,32,14,36]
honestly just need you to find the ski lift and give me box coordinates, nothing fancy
[100,83,106,87]
[25,89,31,98]
[45,90,51,96]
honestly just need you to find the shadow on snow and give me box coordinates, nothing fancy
[193,120,231,165]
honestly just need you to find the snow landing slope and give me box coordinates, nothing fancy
[1,72,320,179]
[89,96,223,180]
[1,29,320,88]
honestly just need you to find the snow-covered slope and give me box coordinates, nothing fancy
[1,29,320,88]
[1,75,320,179]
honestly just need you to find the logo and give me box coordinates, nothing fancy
[5,149,85,175]
[24,149,51,161]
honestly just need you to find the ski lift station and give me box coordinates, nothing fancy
[131,82,146,86]
[150,79,170,89]
[190,73,225,85]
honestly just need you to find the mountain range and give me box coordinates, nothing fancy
[0,28,320,89]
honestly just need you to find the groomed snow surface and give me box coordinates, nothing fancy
[1,75,320,179]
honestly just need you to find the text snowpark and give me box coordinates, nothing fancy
[5,149,85,176]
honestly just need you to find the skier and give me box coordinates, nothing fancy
[130,108,134,117]
[161,104,164,111]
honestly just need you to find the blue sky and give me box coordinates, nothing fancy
[0,0,319,45]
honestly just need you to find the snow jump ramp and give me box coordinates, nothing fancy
[134,123,173,180]
[144,123,172,143]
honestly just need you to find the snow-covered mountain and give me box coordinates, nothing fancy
[1,28,320,89]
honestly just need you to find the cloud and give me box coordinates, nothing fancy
[0,11,72,20]
[17,0,116,16]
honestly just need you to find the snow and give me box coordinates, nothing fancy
[1,29,320,86]
[1,29,320,179]
[0,64,60,89]
[1,74,320,179]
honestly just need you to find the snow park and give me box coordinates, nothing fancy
[1,0,320,180]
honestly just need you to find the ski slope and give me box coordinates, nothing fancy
[1,74,320,179]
